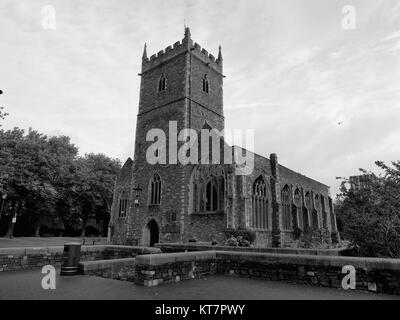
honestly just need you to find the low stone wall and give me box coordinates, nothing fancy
[134,251,217,287]
[0,245,161,272]
[216,252,400,295]
[79,258,136,281]
[135,251,400,295]
[156,243,348,256]
[80,245,160,261]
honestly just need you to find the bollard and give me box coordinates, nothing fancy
[60,242,81,276]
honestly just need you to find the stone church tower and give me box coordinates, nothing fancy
[109,28,339,248]
[110,28,228,246]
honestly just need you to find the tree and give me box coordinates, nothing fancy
[336,162,400,258]
[0,128,78,236]
[0,127,121,237]
[61,153,121,236]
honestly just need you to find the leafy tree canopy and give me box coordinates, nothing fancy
[336,161,400,258]
[0,127,121,236]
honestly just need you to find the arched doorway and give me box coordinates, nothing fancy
[143,219,159,247]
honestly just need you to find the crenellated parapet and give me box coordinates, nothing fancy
[141,27,223,74]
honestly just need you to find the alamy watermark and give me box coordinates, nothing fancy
[41,5,56,30]
[41,265,56,290]
[146,121,255,175]
[341,5,356,30]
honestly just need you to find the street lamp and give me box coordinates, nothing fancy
[0,193,7,220]
[131,185,142,246]
[8,200,23,239]
[133,185,142,207]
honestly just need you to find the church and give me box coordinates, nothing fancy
[109,28,339,248]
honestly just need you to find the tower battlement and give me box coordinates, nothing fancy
[142,28,223,74]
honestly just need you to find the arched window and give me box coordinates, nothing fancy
[252,176,269,229]
[320,196,328,228]
[150,174,161,205]
[202,74,209,93]
[281,185,292,230]
[191,166,225,213]
[305,192,312,210]
[158,74,166,92]
[314,194,321,228]
[118,191,128,217]
[193,183,198,212]
[294,188,303,230]
[205,180,218,211]
[304,191,312,228]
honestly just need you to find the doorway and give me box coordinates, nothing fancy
[143,219,159,247]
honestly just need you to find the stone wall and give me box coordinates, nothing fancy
[134,251,400,295]
[0,245,160,272]
[110,158,133,244]
[79,258,137,281]
[134,251,217,287]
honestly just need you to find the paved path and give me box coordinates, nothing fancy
[0,237,107,248]
[0,269,398,300]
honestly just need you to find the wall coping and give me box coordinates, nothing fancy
[216,251,400,270]
[0,245,161,256]
[135,251,217,266]
[156,243,348,256]
[135,250,400,271]
[79,258,136,272]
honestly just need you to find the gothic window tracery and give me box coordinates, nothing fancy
[314,194,321,228]
[305,191,312,210]
[158,73,167,92]
[202,74,209,93]
[281,185,292,230]
[149,173,162,205]
[251,176,269,229]
[191,165,225,213]
[294,188,303,230]
[118,191,128,217]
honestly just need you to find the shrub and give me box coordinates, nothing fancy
[336,163,400,258]
[226,235,251,247]
[224,228,255,243]
[298,228,332,249]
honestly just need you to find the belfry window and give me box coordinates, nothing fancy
[281,185,292,230]
[118,192,128,217]
[202,74,209,93]
[158,74,166,92]
[251,176,269,229]
[150,174,162,205]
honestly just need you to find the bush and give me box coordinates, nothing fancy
[224,228,255,243]
[298,228,332,249]
[336,163,400,258]
[226,235,251,247]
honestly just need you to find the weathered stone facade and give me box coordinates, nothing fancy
[109,28,339,248]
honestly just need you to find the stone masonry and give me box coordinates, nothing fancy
[109,28,339,248]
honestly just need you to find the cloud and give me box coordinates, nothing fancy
[1,0,399,198]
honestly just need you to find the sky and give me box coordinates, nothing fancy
[0,0,400,198]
